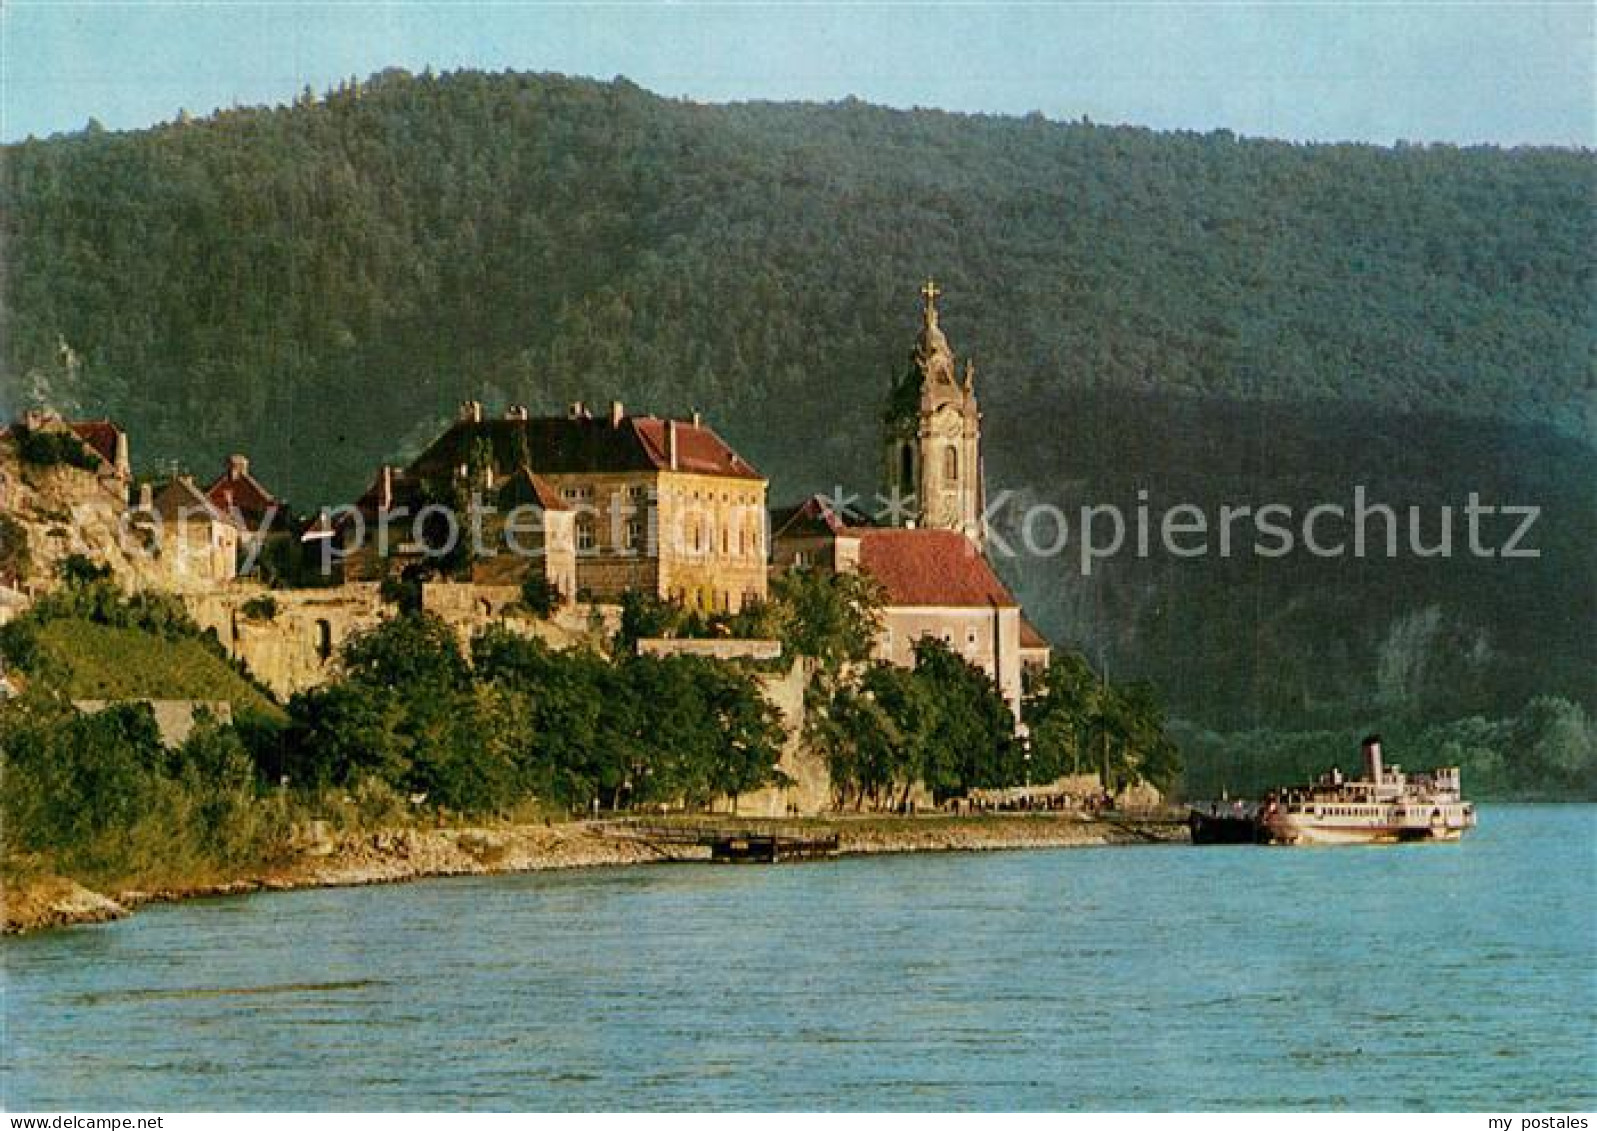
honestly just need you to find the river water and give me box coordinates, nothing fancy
[3,805,1593,1111]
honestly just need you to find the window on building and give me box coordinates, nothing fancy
[944,446,959,482]
[900,444,914,490]
[623,519,643,551]
[577,519,595,553]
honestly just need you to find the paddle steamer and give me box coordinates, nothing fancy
[1190,735,1477,845]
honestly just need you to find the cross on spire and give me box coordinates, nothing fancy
[921,278,942,317]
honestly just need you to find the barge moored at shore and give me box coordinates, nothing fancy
[1187,801,1263,844]
[1189,735,1477,846]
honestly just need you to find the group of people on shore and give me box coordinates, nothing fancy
[942,790,1116,816]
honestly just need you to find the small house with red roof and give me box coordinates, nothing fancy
[66,419,131,479]
[9,409,131,480]
[204,454,283,531]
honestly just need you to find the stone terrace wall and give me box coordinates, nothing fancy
[73,698,234,746]
[709,658,833,817]
[635,638,782,661]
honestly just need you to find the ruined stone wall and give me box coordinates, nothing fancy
[184,583,390,700]
[183,580,621,700]
[419,582,615,652]
[420,581,521,635]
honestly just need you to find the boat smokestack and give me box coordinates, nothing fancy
[1362,734,1384,784]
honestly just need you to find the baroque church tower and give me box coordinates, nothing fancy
[882,281,986,548]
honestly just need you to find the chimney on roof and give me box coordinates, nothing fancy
[459,400,483,423]
[692,410,702,428]
[138,482,153,510]
[1362,734,1384,784]
[227,453,249,480]
[114,431,131,478]
[505,405,529,421]
[667,420,679,471]
[378,465,393,511]
[610,401,624,427]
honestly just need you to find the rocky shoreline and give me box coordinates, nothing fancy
[1,813,1186,935]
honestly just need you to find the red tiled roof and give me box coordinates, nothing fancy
[408,413,763,483]
[66,420,121,467]
[148,477,240,528]
[770,494,862,539]
[204,471,278,520]
[496,466,569,511]
[848,528,1017,608]
[1020,617,1051,649]
[630,417,763,480]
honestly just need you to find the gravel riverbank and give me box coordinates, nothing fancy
[2,813,1186,934]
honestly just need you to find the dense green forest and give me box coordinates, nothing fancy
[3,69,1592,778]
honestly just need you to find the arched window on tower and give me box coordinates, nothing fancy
[899,444,915,492]
[944,446,959,483]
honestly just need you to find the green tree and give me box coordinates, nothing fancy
[1512,697,1595,794]
[811,680,901,810]
[910,637,1021,797]
[770,567,883,675]
[340,612,469,691]
[1024,652,1101,779]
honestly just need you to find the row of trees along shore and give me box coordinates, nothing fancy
[0,563,1181,890]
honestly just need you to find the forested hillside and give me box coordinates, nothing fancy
[4,69,1592,772]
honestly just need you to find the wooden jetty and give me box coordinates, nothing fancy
[608,821,841,864]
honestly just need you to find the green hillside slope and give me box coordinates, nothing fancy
[28,620,278,716]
